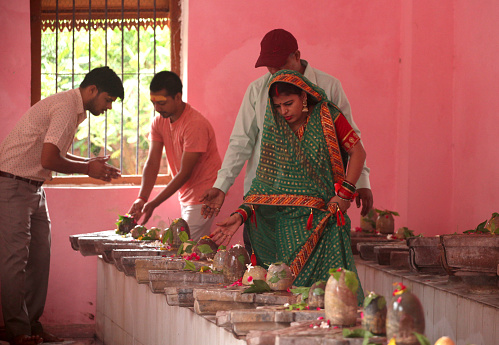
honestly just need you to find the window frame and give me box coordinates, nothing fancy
[29,0,181,186]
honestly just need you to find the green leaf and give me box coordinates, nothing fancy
[328,268,359,295]
[218,245,226,250]
[185,244,193,254]
[242,280,272,294]
[286,302,307,310]
[374,209,399,217]
[363,293,376,308]
[183,260,196,272]
[342,328,373,338]
[268,275,280,283]
[177,245,184,256]
[197,244,214,254]
[377,296,386,310]
[344,270,359,295]
[178,231,189,243]
[237,254,247,266]
[162,228,173,244]
[290,286,310,300]
[312,287,325,296]
[414,332,431,345]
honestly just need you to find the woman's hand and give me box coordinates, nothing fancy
[329,195,351,213]
[210,214,243,246]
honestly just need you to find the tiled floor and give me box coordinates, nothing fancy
[0,324,102,345]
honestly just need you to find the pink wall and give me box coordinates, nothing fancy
[187,0,402,233]
[1,0,499,326]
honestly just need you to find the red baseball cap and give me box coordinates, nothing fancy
[255,29,298,68]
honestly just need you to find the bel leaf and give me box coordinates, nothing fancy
[237,254,247,266]
[197,244,214,254]
[183,260,196,272]
[312,287,324,296]
[290,286,310,300]
[268,275,280,283]
[242,280,271,294]
[178,231,189,243]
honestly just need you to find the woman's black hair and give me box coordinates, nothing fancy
[269,81,317,108]
[269,82,302,98]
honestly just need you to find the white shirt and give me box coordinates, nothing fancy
[213,60,371,194]
[0,89,86,181]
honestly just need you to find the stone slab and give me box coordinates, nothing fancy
[135,257,171,283]
[102,242,159,264]
[374,244,408,266]
[193,286,299,305]
[148,270,227,293]
[389,250,410,270]
[216,307,326,336]
[78,236,126,257]
[194,299,258,316]
[121,255,171,277]
[357,241,400,261]
[246,320,386,345]
[349,234,388,255]
[69,230,116,251]
[108,248,165,264]
[164,284,222,307]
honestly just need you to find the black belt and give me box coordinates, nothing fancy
[0,171,44,187]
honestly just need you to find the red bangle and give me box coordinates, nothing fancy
[231,208,248,223]
[137,196,148,202]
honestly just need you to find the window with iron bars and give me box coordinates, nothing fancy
[30,0,181,185]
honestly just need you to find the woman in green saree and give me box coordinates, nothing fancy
[212,70,366,303]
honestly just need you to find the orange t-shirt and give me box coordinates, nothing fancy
[149,103,221,205]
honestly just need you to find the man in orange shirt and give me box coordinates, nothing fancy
[128,71,221,240]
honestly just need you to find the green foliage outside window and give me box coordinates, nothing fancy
[41,24,170,175]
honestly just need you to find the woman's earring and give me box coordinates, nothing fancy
[302,98,309,113]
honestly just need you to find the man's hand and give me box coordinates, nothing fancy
[199,188,226,218]
[140,201,157,225]
[128,198,146,222]
[87,155,121,182]
[356,188,373,217]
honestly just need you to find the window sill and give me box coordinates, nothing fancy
[44,174,172,187]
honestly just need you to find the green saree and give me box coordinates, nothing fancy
[243,70,364,304]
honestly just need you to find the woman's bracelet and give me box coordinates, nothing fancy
[231,211,245,224]
[137,196,148,202]
[337,194,353,202]
[335,180,357,202]
[231,208,249,224]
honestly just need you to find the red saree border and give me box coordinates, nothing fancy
[320,103,346,184]
[268,73,323,102]
[244,193,325,209]
[244,193,339,280]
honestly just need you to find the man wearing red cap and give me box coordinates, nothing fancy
[201,29,373,249]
